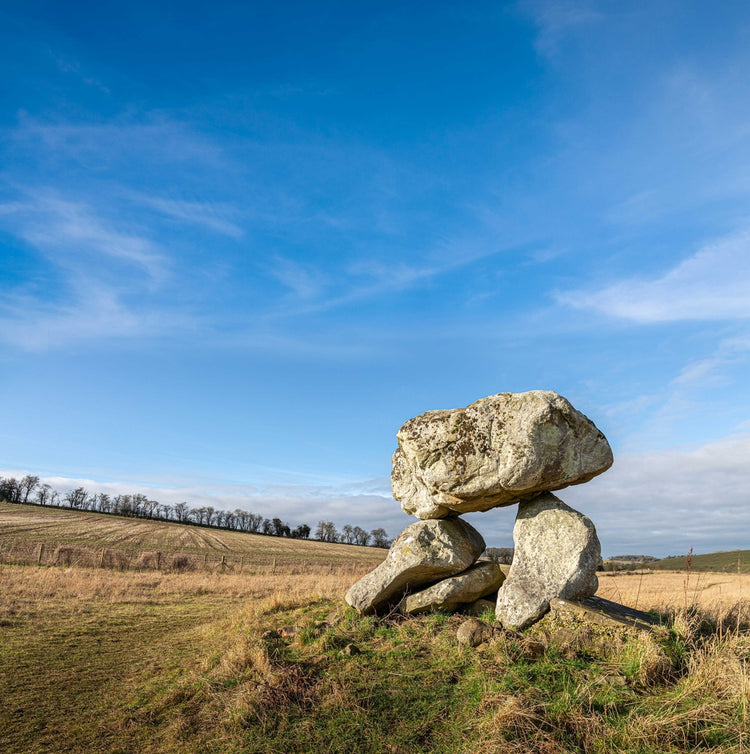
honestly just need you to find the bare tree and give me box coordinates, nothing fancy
[0,477,20,503]
[131,493,149,517]
[35,483,54,506]
[370,528,389,548]
[352,526,371,546]
[316,520,340,543]
[173,502,190,522]
[65,487,89,509]
[19,475,40,503]
[191,507,207,525]
[96,493,112,513]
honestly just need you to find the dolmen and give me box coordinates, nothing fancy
[345,390,613,629]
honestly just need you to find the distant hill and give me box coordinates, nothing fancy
[647,549,750,574]
[609,555,658,562]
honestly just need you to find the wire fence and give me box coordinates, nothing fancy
[0,538,371,576]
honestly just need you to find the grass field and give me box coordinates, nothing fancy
[1,502,749,752]
[0,500,387,572]
[647,549,750,574]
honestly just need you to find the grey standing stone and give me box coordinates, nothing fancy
[392,390,613,519]
[400,561,505,615]
[495,493,601,630]
[345,518,485,615]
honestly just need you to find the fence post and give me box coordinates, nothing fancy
[239,556,244,573]
[156,551,161,570]
[37,542,44,566]
[100,548,106,568]
[272,558,276,574]
[221,554,226,571]
[204,553,208,570]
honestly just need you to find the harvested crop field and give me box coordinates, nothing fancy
[0,501,387,571]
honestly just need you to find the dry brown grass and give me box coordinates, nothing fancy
[595,568,750,625]
[0,561,359,608]
[0,562,359,754]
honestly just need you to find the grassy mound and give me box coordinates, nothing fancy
[136,597,750,753]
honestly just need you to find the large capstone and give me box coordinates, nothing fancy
[399,561,504,615]
[392,390,613,519]
[495,493,601,630]
[344,518,485,615]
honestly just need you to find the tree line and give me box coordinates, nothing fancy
[0,475,390,548]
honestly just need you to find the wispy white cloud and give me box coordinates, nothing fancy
[267,256,329,300]
[265,235,518,320]
[671,335,750,389]
[7,114,229,173]
[0,286,194,351]
[0,193,168,282]
[596,332,750,455]
[558,230,750,322]
[51,53,111,94]
[133,195,244,239]
[0,192,192,349]
[517,0,604,58]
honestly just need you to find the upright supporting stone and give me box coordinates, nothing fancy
[495,493,600,630]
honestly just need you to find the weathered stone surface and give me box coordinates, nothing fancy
[463,598,497,617]
[495,493,601,630]
[400,561,505,615]
[549,596,660,632]
[392,390,613,519]
[528,597,668,663]
[456,618,494,647]
[345,518,485,615]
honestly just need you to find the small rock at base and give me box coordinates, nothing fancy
[457,618,495,647]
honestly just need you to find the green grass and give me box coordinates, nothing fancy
[135,599,748,754]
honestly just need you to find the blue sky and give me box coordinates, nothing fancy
[2,0,750,556]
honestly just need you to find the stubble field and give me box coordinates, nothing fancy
[0,501,386,572]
